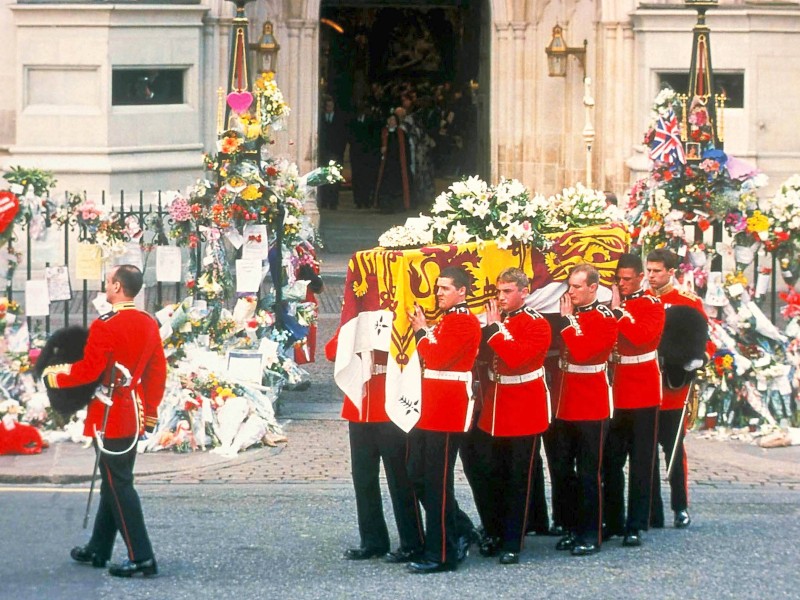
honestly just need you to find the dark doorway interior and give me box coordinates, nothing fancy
[318,0,488,212]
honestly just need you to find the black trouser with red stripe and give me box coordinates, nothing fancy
[603,406,659,534]
[87,437,153,563]
[479,430,541,552]
[349,421,424,553]
[407,428,463,566]
[549,418,608,546]
[651,407,689,526]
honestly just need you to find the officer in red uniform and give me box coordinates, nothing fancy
[324,332,424,563]
[550,263,618,556]
[646,248,708,529]
[603,254,665,547]
[44,265,166,577]
[406,266,481,573]
[474,268,551,565]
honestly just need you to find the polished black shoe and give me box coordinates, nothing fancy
[344,547,388,560]
[384,548,423,564]
[70,545,107,568]
[622,531,642,547]
[674,510,692,529]
[407,560,457,574]
[108,558,158,578]
[570,542,600,556]
[456,535,470,562]
[499,552,519,565]
[478,535,500,557]
[555,533,576,551]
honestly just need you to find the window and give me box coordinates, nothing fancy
[657,71,744,109]
[112,68,185,106]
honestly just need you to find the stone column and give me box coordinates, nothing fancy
[283,18,320,229]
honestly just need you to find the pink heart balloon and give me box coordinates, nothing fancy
[227,91,254,115]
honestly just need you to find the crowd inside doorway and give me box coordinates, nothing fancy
[319,80,478,213]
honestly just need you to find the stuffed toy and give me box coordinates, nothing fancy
[0,414,44,455]
[659,305,709,389]
[32,325,99,417]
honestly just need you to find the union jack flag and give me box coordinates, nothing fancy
[649,110,685,165]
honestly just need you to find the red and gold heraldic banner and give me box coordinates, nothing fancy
[333,224,629,431]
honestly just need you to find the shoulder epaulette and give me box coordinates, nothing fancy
[596,304,614,318]
[678,289,700,300]
[99,311,117,322]
[449,305,470,315]
[523,306,543,319]
[643,295,661,304]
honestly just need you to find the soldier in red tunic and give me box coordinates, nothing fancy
[324,332,424,563]
[550,263,618,556]
[406,266,481,573]
[44,265,166,577]
[473,268,551,565]
[603,254,665,548]
[646,248,709,530]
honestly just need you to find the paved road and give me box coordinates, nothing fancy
[1,481,797,600]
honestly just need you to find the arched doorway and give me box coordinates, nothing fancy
[316,0,490,212]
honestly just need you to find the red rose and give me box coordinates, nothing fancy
[698,218,710,232]
[266,166,278,177]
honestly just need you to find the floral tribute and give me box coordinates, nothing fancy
[379,176,617,251]
[0,75,336,454]
[627,89,799,430]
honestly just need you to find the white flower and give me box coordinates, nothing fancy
[472,200,491,219]
[496,233,512,249]
[460,196,477,215]
[432,193,451,214]
[464,175,488,197]
[448,222,471,245]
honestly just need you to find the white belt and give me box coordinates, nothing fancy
[560,361,607,374]
[614,350,659,365]
[423,369,471,382]
[372,364,387,375]
[489,367,545,385]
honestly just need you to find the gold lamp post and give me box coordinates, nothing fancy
[545,24,587,78]
[545,24,594,185]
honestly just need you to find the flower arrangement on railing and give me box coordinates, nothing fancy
[0,297,22,336]
[759,175,800,284]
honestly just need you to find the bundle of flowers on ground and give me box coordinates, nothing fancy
[379,176,617,250]
[139,347,286,456]
[696,270,793,428]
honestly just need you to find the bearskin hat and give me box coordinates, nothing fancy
[658,305,709,389]
[33,326,99,418]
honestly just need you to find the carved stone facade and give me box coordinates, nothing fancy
[0,0,798,198]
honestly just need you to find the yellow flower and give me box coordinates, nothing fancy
[721,355,734,369]
[241,185,262,201]
[746,210,770,233]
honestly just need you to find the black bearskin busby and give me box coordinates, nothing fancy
[32,326,99,417]
[658,305,709,389]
